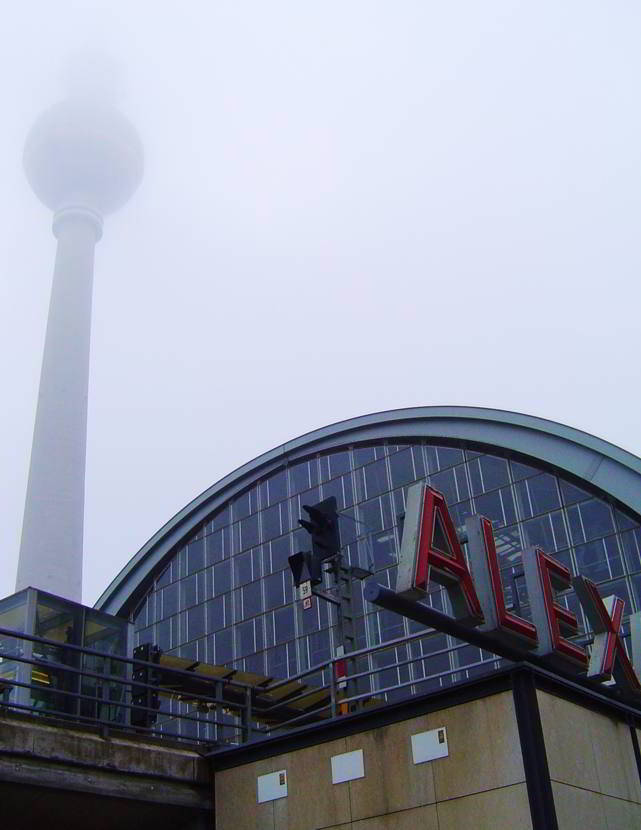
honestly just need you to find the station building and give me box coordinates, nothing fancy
[96,405,641,703]
[91,407,641,828]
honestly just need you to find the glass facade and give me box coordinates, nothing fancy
[0,588,130,720]
[132,440,641,705]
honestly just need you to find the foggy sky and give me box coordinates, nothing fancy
[1,1,640,605]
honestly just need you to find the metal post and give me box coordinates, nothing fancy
[328,553,359,710]
[241,686,253,743]
[329,656,337,718]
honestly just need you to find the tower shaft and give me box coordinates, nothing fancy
[16,207,102,601]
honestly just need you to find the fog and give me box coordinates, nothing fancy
[0,2,639,605]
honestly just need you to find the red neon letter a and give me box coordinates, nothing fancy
[413,487,484,626]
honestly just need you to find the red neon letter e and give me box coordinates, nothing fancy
[523,547,588,670]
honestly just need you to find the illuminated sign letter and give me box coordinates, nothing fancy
[466,515,537,648]
[396,482,483,626]
[522,547,588,670]
[573,576,641,695]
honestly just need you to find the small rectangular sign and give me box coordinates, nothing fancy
[411,727,448,764]
[299,581,312,600]
[331,749,364,784]
[302,596,313,610]
[257,769,288,803]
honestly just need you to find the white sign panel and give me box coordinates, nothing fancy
[299,580,312,600]
[257,770,288,803]
[411,727,448,764]
[331,749,364,784]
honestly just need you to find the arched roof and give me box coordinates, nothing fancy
[96,406,641,616]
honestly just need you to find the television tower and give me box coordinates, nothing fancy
[16,94,143,601]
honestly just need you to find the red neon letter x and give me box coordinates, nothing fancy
[573,575,641,694]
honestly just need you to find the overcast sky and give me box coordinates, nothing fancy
[0,2,639,605]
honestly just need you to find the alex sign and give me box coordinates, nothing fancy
[396,482,641,696]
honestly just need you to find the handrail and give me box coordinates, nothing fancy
[0,622,510,748]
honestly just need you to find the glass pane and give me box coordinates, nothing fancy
[527,474,561,516]
[360,498,383,534]
[163,583,178,618]
[206,529,226,565]
[621,528,641,574]
[574,538,616,583]
[430,468,457,505]
[267,470,288,505]
[261,503,282,541]
[235,620,255,657]
[354,446,376,466]
[322,476,346,510]
[233,490,251,521]
[329,451,351,477]
[289,461,311,493]
[240,514,259,551]
[264,572,285,611]
[33,597,83,715]
[510,460,539,481]
[214,628,233,664]
[187,538,205,574]
[0,593,29,705]
[211,504,230,530]
[478,456,509,492]
[615,508,639,532]
[213,561,231,596]
[180,575,197,609]
[560,480,591,506]
[522,512,567,552]
[0,592,27,638]
[371,529,397,570]
[435,446,464,470]
[206,596,226,632]
[567,500,615,544]
[234,551,253,586]
[364,459,389,499]
[83,610,127,655]
[270,536,291,572]
[389,448,415,488]
[187,605,205,641]
[274,606,295,644]
[242,580,263,618]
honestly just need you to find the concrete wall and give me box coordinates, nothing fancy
[0,713,210,829]
[537,690,641,829]
[214,687,641,830]
[214,690,532,830]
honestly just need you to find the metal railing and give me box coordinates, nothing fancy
[0,622,508,749]
[1,618,603,752]
[0,624,257,745]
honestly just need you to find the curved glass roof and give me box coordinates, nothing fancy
[97,406,641,617]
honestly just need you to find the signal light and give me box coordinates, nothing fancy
[131,643,161,728]
[288,550,322,589]
[299,497,341,561]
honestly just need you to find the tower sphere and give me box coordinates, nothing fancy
[23,97,143,216]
